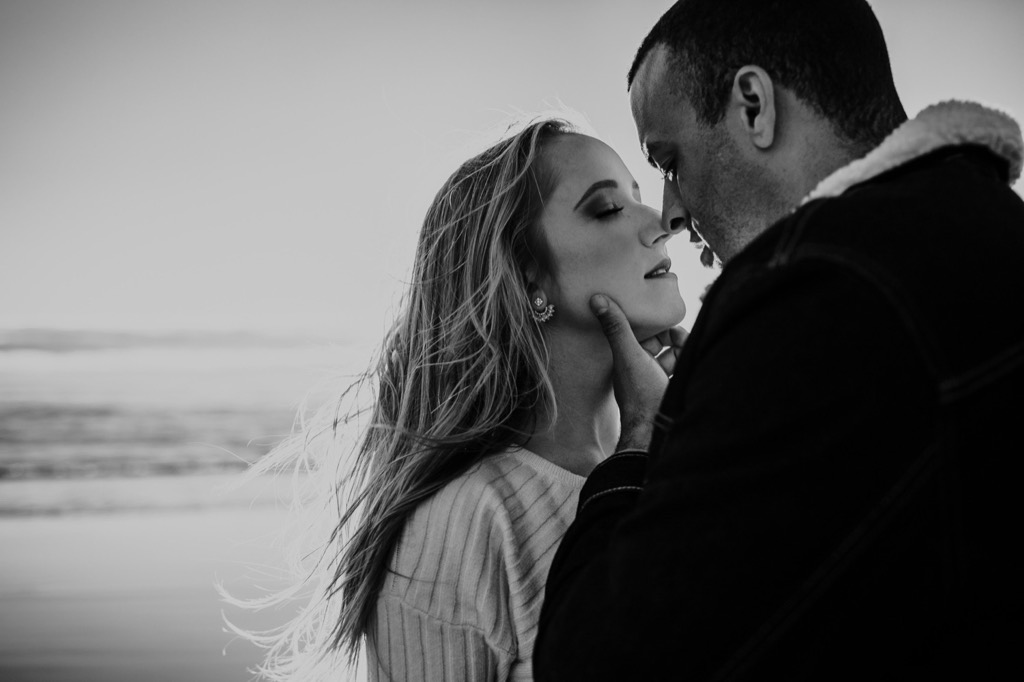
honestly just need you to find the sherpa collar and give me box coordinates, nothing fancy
[802,100,1023,204]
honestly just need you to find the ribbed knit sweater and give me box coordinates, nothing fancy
[366,447,585,681]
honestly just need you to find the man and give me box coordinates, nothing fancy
[535,0,1024,679]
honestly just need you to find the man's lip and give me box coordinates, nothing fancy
[644,258,672,278]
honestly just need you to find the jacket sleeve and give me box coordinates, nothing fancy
[534,260,936,680]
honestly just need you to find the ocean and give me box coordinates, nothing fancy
[0,329,371,514]
[0,330,375,679]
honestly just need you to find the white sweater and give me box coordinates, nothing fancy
[366,447,585,681]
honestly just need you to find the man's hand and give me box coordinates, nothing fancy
[590,294,688,451]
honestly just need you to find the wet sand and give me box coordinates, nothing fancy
[0,504,321,682]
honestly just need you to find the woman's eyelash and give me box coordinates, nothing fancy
[596,205,623,218]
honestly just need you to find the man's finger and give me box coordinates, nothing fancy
[653,325,689,349]
[668,326,689,348]
[589,295,634,354]
[655,346,680,376]
[640,336,663,357]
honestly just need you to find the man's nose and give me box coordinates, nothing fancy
[661,179,690,236]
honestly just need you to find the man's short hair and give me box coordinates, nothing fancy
[628,0,907,149]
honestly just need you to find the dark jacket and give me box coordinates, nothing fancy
[535,108,1024,680]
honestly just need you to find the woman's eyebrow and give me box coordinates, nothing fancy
[574,180,618,211]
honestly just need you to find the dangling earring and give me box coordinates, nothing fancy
[531,296,554,323]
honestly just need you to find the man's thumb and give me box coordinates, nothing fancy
[590,294,630,349]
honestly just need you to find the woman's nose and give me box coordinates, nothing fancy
[640,203,672,247]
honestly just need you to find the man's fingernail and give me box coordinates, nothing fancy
[590,295,608,314]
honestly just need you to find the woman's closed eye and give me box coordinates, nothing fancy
[595,204,624,219]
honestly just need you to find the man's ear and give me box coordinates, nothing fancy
[730,65,776,149]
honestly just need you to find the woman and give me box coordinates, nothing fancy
[240,116,686,681]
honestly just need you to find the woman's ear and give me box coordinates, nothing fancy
[524,258,540,285]
[730,65,776,149]
[527,283,555,323]
[524,257,551,303]
[528,285,548,310]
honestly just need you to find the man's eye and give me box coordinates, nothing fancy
[661,163,678,183]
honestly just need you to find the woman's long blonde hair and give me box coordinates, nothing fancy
[229,116,578,679]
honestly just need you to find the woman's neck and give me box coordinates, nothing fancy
[526,328,618,477]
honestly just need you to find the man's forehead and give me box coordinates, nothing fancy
[629,45,673,141]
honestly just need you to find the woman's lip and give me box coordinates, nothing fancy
[644,258,673,278]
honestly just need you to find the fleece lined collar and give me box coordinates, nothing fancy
[803,100,1023,205]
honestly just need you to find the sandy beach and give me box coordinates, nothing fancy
[0,335,363,680]
[0,487,316,682]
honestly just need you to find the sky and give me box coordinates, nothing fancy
[2,0,1023,342]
